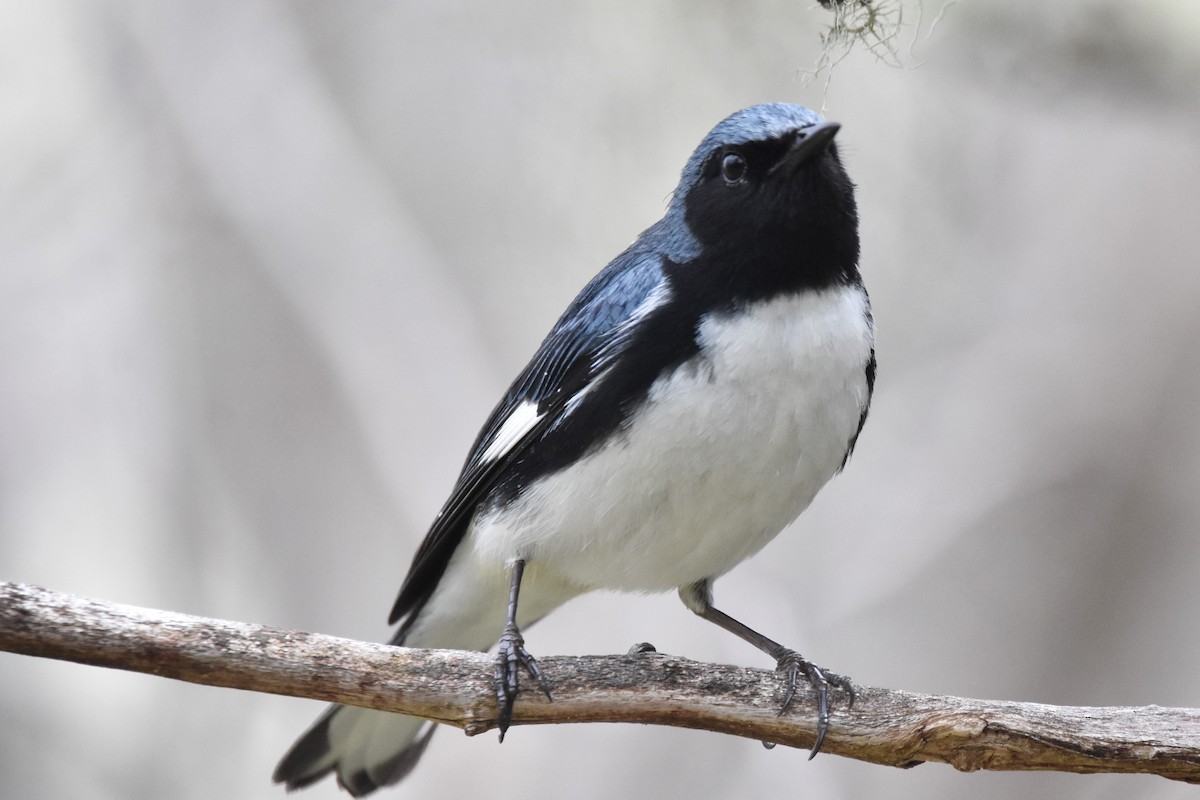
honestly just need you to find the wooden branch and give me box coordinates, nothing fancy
[2,581,1198,783]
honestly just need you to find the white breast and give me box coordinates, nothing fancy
[471,283,874,594]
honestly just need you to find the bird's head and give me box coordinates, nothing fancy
[665,103,860,295]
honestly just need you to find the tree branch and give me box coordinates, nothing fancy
[2,581,1197,782]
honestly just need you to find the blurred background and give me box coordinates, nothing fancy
[3,1,1199,798]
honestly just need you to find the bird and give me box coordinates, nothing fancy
[274,102,876,796]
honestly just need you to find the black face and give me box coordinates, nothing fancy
[681,129,860,300]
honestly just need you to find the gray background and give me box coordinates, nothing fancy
[3,1,1199,798]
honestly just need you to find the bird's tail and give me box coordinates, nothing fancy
[274,616,442,798]
[273,703,436,797]
[273,562,510,795]
[274,555,578,794]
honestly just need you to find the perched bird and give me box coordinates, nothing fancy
[274,102,875,796]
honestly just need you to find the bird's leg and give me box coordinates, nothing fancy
[679,580,854,757]
[494,559,551,741]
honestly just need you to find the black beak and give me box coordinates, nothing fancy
[771,120,841,174]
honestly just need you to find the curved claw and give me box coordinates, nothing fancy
[494,623,551,742]
[772,649,854,758]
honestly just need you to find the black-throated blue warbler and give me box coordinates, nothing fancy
[275,103,876,796]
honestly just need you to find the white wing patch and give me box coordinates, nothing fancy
[479,400,543,464]
[480,280,671,466]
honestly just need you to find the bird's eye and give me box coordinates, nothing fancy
[720,152,747,185]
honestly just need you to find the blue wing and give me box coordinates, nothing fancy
[388,245,668,626]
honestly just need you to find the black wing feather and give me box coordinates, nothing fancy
[388,249,667,626]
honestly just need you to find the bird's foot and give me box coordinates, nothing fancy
[494,622,551,742]
[773,649,855,757]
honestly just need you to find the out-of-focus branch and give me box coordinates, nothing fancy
[1,581,1198,783]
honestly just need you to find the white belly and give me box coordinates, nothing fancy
[471,284,873,594]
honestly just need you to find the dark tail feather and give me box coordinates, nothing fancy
[273,706,337,791]
[274,704,436,796]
